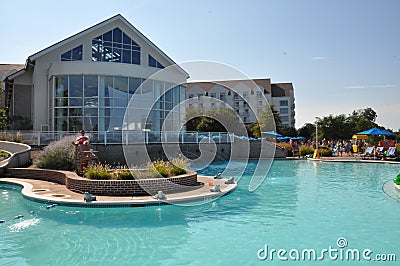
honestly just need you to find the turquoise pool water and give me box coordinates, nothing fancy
[1,160,399,265]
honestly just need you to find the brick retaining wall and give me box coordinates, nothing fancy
[5,168,199,196]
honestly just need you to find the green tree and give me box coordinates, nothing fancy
[347,108,377,133]
[185,108,204,131]
[309,107,380,140]
[279,126,297,137]
[185,108,244,135]
[246,105,280,138]
[297,123,315,140]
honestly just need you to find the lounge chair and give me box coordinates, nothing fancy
[375,147,384,159]
[362,146,374,159]
[385,147,397,159]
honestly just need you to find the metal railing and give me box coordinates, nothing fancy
[0,131,236,146]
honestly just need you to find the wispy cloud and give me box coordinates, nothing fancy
[343,84,397,89]
[311,56,329,61]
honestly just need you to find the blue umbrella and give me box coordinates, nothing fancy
[356,128,395,136]
[261,131,283,137]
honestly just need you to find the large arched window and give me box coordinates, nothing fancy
[92,27,141,65]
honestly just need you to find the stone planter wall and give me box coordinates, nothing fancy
[5,168,199,196]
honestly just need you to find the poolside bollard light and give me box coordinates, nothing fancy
[84,192,97,202]
[210,185,221,192]
[154,191,166,200]
[213,173,222,179]
[225,177,235,184]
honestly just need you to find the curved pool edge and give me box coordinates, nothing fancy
[0,177,237,208]
[382,180,400,202]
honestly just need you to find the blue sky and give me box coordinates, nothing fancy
[2,0,399,130]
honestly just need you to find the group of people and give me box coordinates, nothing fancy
[297,139,367,156]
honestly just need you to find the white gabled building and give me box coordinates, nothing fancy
[5,14,189,134]
[186,79,295,128]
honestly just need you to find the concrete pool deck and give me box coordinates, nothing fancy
[0,175,237,207]
[289,155,400,164]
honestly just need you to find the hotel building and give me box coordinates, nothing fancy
[186,79,295,128]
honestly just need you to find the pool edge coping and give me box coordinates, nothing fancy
[0,177,237,208]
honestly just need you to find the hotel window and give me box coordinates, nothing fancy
[281,116,289,122]
[256,91,262,99]
[280,100,288,106]
[210,92,216,98]
[188,94,193,99]
[197,93,203,98]
[148,54,164,69]
[234,101,240,107]
[219,92,226,100]
[280,108,289,114]
[61,45,83,61]
[92,27,141,65]
[233,92,239,99]
[243,92,248,98]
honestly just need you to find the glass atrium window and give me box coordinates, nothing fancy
[53,75,184,133]
[92,27,141,65]
[148,54,164,69]
[61,45,83,61]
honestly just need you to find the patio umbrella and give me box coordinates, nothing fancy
[261,131,283,137]
[356,128,395,136]
[352,134,369,140]
[356,128,395,141]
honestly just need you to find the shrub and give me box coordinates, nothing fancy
[277,143,293,156]
[148,160,170,178]
[147,157,190,178]
[112,168,139,180]
[37,135,76,170]
[320,148,333,157]
[84,164,112,180]
[299,146,314,157]
[170,156,189,176]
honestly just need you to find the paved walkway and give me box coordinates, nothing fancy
[0,175,237,207]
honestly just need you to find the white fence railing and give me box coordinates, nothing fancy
[0,131,236,146]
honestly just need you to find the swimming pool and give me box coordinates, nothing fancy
[1,160,399,265]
